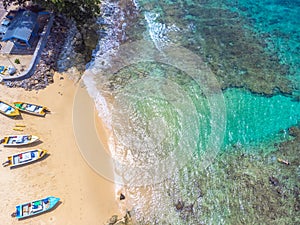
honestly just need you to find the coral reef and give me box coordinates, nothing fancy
[137,1,295,96]
[172,125,300,224]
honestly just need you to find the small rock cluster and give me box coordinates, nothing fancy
[107,211,133,225]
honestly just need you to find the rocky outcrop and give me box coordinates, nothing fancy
[106,211,133,225]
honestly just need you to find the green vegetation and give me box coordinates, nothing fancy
[1,0,101,23]
[14,58,20,64]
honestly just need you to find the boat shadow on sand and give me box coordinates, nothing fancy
[10,153,50,170]
[9,114,23,120]
[4,140,44,148]
[12,201,62,220]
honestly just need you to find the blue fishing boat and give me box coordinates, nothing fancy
[14,196,60,219]
[0,135,39,147]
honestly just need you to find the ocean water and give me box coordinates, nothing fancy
[83,0,300,224]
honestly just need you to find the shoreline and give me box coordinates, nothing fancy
[0,73,119,224]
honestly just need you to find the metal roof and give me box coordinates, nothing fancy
[0,25,7,34]
[2,10,38,44]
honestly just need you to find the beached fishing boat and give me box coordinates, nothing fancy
[0,100,20,117]
[13,102,50,117]
[2,149,47,168]
[14,196,60,219]
[0,135,39,147]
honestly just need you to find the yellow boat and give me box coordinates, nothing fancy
[0,135,39,147]
[13,127,24,131]
[13,102,50,117]
[0,100,20,117]
[2,149,47,168]
[15,124,26,127]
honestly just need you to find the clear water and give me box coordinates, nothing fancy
[83,0,300,223]
[224,89,299,147]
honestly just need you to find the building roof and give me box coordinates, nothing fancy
[0,25,7,34]
[2,10,38,44]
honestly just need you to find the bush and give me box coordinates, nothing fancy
[14,58,20,64]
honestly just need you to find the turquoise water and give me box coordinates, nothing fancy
[85,0,300,223]
[224,88,300,147]
[225,0,300,90]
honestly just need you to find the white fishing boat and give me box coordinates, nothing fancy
[0,135,39,147]
[0,100,20,117]
[2,149,47,168]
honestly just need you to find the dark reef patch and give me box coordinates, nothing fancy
[139,1,294,96]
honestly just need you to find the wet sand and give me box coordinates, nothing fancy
[73,85,115,182]
[0,73,120,224]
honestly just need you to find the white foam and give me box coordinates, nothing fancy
[131,0,140,10]
[84,0,126,129]
[83,74,112,130]
[144,11,180,51]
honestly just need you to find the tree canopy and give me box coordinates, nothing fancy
[1,0,101,22]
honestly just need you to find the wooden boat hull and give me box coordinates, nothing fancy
[2,149,47,168]
[13,102,49,117]
[1,135,39,147]
[0,100,20,117]
[15,196,60,219]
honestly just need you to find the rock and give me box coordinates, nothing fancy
[75,32,82,40]
[295,202,300,211]
[175,200,184,211]
[294,186,300,196]
[48,77,54,84]
[108,215,118,224]
[288,126,300,138]
[276,187,283,195]
[269,176,279,186]
[124,210,132,224]
[115,222,125,225]
[184,204,194,213]
[120,193,125,200]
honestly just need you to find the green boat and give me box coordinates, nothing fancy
[13,102,50,117]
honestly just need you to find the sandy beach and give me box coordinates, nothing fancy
[0,73,120,224]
